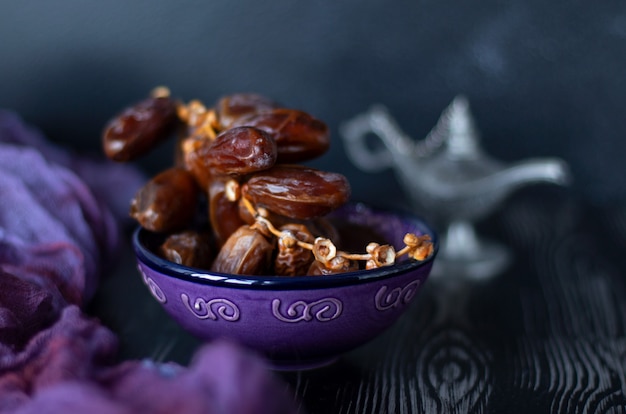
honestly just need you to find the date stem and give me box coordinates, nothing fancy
[242,195,433,269]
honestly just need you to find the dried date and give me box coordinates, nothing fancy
[216,93,278,129]
[183,126,277,188]
[242,165,351,220]
[130,167,198,232]
[274,224,315,276]
[103,94,178,162]
[208,177,246,246]
[160,230,213,268]
[210,225,274,275]
[231,108,330,163]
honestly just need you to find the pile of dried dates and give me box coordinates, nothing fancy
[102,87,433,276]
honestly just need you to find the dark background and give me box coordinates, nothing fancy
[3,4,626,412]
[1,1,625,206]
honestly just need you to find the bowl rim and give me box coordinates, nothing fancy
[133,203,438,291]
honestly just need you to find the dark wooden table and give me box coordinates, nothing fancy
[90,187,626,413]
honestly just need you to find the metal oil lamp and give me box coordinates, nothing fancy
[340,96,571,280]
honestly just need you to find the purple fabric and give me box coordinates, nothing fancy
[0,109,145,302]
[0,111,299,414]
[0,110,145,223]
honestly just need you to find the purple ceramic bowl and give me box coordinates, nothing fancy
[133,203,438,369]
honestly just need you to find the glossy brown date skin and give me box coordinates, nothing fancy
[130,167,198,232]
[184,126,277,188]
[159,230,213,269]
[231,108,330,163]
[208,177,246,246]
[103,96,178,162]
[242,165,351,220]
[210,225,274,275]
[208,126,277,174]
[216,93,278,129]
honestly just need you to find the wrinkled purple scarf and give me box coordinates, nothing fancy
[0,111,298,414]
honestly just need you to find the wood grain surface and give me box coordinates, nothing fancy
[90,187,626,413]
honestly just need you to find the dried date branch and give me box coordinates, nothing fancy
[240,195,433,271]
[177,100,219,141]
[397,233,435,261]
